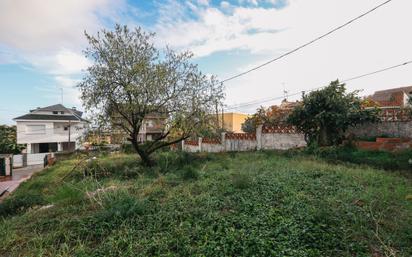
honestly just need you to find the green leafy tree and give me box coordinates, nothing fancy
[78,25,224,166]
[0,125,24,154]
[288,80,379,146]
[241,105,291,133]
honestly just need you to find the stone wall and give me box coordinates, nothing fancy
[348,121,412,139]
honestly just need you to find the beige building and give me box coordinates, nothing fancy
[218,112,250,133]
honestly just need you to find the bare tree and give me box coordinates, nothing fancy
[78,25,224,166]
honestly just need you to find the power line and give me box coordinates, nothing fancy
[225,59,412,110]
[342,61,412,83]
[220,0,394,84]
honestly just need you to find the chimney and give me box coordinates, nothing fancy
[72,107,76,110]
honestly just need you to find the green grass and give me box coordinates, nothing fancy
[0,151,411,256]
[296,146,412,174]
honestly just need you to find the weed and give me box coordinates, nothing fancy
[232,172,252,189]
[181,166,200,180]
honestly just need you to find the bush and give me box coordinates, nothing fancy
[0,194,46,217]
[232,173,252,189]
[304,145,412,172]
[92,192,148,229]
[120,143,135,154]
[181,166,199,180]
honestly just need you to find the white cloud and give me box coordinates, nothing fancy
[154,0,412,113]
[2,0,412,117]
[0,0,125,109]
[0,0,123,52]
[220,1,231,9]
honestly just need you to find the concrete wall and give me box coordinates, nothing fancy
[261,133,306,150]
[347,121,412,139]
[224,138,257,151]
[182,125,306,153]
[13,155,23,168]
[182,139,200,153]
[202,142,224,152]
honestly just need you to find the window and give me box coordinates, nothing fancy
[146,120,153,128]
[26,125,46,134]
[61,111,64,114]
[63,126,69,131]
[53,111,58,114]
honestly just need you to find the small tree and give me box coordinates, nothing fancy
[0,125,24,154]
[241,105,291,133]
[78,25,224,165]
[287,80,379,146]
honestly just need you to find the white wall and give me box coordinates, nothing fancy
[16,120,86,144]
[201,143,224,152]
[182,127,306,153]
[261,133,306,150]
[224,139,257,151]
[27,153,50,165]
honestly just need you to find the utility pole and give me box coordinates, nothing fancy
[282,82,288,101]
[215,101,219,131]
[68,120,71,150]
[221,104,224,131]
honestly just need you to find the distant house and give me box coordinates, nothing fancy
[110,113,166,144]
[13,104,88,153]
[218,112,250,133]
[279,99,301,110]
[368,86,412,107]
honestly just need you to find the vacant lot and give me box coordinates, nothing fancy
[0,151,411,256]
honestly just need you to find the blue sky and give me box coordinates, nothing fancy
[1,0,412,124]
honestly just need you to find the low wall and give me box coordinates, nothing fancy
[348,121,412,139]
[183,140,200,153]
[27,153,52,165]
[202,139,224,153]
[12,154,23,168]
[262,133,306,150]
[355,138,412,152]
[182,125,306,153]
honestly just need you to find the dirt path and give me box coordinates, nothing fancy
[0,165,44,201]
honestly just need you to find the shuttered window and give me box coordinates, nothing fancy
[26,125,46,134]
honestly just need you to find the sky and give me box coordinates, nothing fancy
[1,0,411,124]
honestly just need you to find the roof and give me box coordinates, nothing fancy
[14,114,87,121]
[30,104,83,117]
[373,86,412,95]
[369,86,412,107]
[14,104,87,122]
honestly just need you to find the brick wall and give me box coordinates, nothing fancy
[355,138,412,151]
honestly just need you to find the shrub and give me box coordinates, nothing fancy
[92,192,148,228]
[48,184,84,205]
[120,143,134,154]
[0,194,46,217]
[232,173,252,189]
[181,166,199,180]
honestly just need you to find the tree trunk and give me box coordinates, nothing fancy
[131,138,154,167]
[318,126,330,146]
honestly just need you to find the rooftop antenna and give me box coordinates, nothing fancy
[282,82,288,101]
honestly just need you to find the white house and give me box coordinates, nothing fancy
[14,104,88,153]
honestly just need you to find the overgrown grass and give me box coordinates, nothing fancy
[293,146,412,174]
[0,151,411,256]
